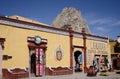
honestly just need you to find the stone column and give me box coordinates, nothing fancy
[82,28,87,73]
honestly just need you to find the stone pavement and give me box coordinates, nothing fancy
[20,72,120,79]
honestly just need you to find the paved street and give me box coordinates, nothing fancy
[20,72,120,79]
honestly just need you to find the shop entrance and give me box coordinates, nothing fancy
[113,59,117,69]
[30,49,36,76]
[28,36,47,77]
[29,48,46,77]
[74,51,83,72]
[111,54,120,70]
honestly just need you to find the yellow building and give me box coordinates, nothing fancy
[0,15,111,78]
[110,36,120,70]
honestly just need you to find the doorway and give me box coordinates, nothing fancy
[29,48,36,76]
[31,53,36,75]
[113,59,117,70]
[29,48,45,77]
[74,51,83,72]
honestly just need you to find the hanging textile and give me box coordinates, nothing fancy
[78,54,82,64]
[36,48,44,76]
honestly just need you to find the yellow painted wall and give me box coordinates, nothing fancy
[0,24,111,69]
[0,24,70,68]
[46,33,70,67]
[109,41,116,54]
[73,37,83,46]
[86,39,111,67]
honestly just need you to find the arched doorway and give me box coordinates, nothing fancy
[74,50,83,72]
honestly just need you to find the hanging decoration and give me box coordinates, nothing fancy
[36,48,44,76]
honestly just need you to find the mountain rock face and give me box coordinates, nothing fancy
[52,7,91,34]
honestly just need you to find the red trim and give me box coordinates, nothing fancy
[2,68,29,79]
[68,27,73,71]
[73,45,84,49]
[0,16,109,40]
[82,28,87,73]
[46,67,73,76]
[0,16,69,33]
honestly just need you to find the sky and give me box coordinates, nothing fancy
[0,0,120,40]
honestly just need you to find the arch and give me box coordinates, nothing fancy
[74,50,83,72]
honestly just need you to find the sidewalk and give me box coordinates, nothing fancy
[20,72,120,79]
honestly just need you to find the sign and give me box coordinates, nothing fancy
[27,36,47,45]
[35,36,42,45]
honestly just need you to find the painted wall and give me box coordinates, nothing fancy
[0,24,111,69]
[0,24,70,68]
[73,37,83,46]
[109,41,116,54]
[86,39,110,67]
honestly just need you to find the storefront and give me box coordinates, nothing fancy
[28,36,47,77]
[0,16,111,78]
[110,36,120,70]
[87,41,111,71]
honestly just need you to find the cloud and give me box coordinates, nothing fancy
[88,18,112,25]
[83,13,120,27]
[83,13,120,39]
[85,16,120,27]
[84,15,119,32]
[84,15,113,36]
[96,26,106,32]
[112,20,120,26]
[91,26,111,36]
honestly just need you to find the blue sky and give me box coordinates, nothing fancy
[0,0,120,40]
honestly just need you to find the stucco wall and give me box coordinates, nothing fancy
[86,39,111,66]
[0,23,111,69]
[0,24,70,68]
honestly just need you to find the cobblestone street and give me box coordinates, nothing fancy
[20,72,120,79]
